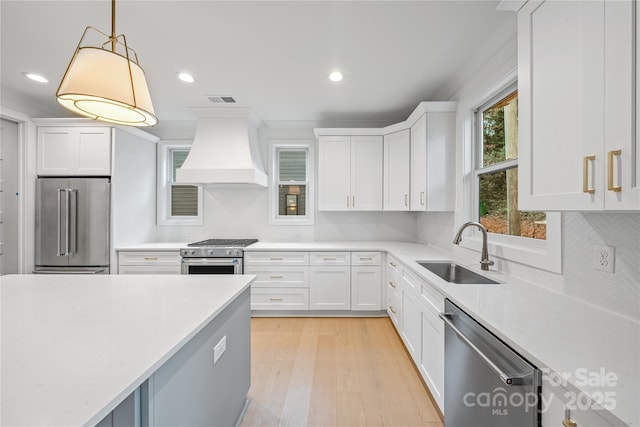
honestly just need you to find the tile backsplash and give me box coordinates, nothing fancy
[418,212,640,322]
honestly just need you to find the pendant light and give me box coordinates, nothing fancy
[56,0,157,126]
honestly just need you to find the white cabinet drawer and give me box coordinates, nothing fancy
[401,266,420,296]
[351,252,381,266]
[420,280,444,312]
[387,254,401,275]
[309,252,350,266]
[244,251,309,266]
[244,266,309,288]
[118,265,181,275]
[251,288,309,310]
[118,251,181,266]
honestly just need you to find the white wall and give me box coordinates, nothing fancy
[155,125,417,243]
[416,14,640,322]
[111,128,158,266]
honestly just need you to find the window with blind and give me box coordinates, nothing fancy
[170,149,199,217]
[276,149,308,217]
[269,141,314,225]
[157,141,203,226]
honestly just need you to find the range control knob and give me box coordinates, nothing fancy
[226,249,231,255]
[235,250,241,256]
[208,250,213,255]
[190,250,195,255]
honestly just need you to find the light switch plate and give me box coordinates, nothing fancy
[213,335,226,365]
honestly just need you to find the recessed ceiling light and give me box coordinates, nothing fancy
[177,72,195,83]
[24,73,48,83]
[329,71,343,82]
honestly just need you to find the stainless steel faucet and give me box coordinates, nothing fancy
[452,222,494,271]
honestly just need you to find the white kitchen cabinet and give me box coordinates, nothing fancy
[410,112,456,211]
[245,251,310,311]
[418,281,445,412]
[400,285,421,361]
[117,251,181,274]
[317,135,383,211]
[309,265,351,310]
[383,129,411,211]
[351,251,381,311]
[518,0,639,211]
[37,126,111,176]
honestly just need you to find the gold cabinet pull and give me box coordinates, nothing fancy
[388,281,397,288]
[404,194,408,207]
[389,305,397,314]
[582,155,596,194]
[270,297,284,301]
[420,191,425,206]
[346,195,350,208]
[359,257,373,261]
[352,195,355,207]
[608,149,622,192]
[323,257,337,261]
[389,261,397,267]
[270,275,283,279]
[144,257,158,261]
[270,257,283,261]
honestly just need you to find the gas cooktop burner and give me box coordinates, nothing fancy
[187,239,258,248]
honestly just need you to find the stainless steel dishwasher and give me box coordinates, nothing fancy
[440,299,541,427]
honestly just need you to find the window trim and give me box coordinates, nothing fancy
[157,140,203,226]
[458,74,562,274]
[268,139,315,226]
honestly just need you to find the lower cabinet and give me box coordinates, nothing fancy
[419,298,444,410]
[117,251,181,274]
[309,266,351,310]
[400,286,421,360]
[351,266,381,310]
[244,263,310,311]
[250,288,309,310]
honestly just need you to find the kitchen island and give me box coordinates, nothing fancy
[1,274,254,426]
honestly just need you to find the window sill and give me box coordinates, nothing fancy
[157,217,203,226]
[455,212,562,274]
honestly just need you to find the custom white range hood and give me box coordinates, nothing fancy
[175,108,268,187]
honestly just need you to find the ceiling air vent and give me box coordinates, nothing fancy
[208,96,236,104]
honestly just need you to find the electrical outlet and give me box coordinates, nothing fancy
[213,336,226,365]
[594,245,615,273]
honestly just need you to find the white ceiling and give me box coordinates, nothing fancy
[1,1,510,134]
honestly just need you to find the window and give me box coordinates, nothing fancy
[269,140,314,225]
[475,87,546,240]
[157,141,203,225]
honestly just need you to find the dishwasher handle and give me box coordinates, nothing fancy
[439,312,524,386]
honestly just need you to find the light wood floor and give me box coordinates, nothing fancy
[240,317,444,427]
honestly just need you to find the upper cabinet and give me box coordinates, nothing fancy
[317,135,383,211]
[38,126,112,176]
[383,129,411,211]
[518,0,639,211]
[316,102,457,213]
[410,112,456,211]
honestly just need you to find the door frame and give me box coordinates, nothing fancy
[1,107,37,273]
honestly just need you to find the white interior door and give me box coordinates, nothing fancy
[0,119,20,275]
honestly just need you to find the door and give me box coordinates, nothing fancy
[309,266,350,310]
[35,178,70,267]
[518,0,605,210]
[384,130,410,211]
[351,266,381,310]
[68,178,110,266]
[350,136,383,210]
[317,136,351,210]
[0,119,19,274]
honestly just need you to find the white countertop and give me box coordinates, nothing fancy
[116,242,188,251]
[1,274,254,427]
[245,240,639,426]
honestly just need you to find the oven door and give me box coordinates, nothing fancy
[181,257,242,274]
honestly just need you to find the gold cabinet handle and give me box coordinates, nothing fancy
[270,275,283,279]
[420,191,425,206]
[583,155,596,194]
[270,257,283,261]
[144,257,159,261]
[404,194,408,207]
[352,195,355,207]
[389,305,397,314]
[346,195,350,208]
[270,297,284,301]
[388,281,397,288]
[389,261,397,267]
[359,257,373,261]
[323,257,337,261]
[608,149,622,192]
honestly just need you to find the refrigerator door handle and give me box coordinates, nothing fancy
[56,189,65,256]
[65,189,71,257]
[68,189,78,255]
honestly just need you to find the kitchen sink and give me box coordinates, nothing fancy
[416,261,500,284]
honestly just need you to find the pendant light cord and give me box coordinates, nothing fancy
[111,0,116,52]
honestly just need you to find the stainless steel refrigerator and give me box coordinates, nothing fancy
[35,178,110,274]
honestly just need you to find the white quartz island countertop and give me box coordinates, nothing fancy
[1,274,254,426]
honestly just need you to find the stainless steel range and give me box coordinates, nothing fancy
[180,239,258,274]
